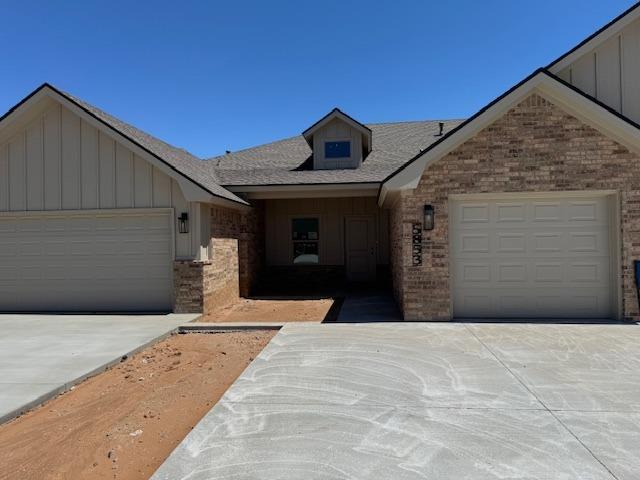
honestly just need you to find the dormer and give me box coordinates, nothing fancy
[302,108,372,170]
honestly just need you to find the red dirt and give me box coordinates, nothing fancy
[202,297,337,322]
[0,331,275,480]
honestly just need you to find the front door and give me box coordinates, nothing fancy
[345,215,376,282]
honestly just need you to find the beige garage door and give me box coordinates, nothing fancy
[450,194,613,319]
[0,210,173,312]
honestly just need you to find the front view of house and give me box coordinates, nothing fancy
[2,3,640,321]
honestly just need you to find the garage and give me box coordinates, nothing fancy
[0,210,173,312]
[450,193,617,319]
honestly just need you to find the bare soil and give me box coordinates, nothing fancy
[202,297,338,322]
[0,331,275,480]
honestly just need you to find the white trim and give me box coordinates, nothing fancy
[379,71,640,206]
[448,190,618,201]
[228,183,379,199]
[303,110,372,151]
[0,87,247,210]
[447,190,621,321]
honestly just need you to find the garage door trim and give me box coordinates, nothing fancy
[448,191,621,320]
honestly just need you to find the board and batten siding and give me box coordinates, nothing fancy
[265,197,389,266]
[312,118,363,170]
[0,102,194,258]
[557,17,640,122]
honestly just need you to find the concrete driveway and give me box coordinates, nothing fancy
[0,313,197,423]
[153,322,640,480]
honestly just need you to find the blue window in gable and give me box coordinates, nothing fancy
[324,141,351,158]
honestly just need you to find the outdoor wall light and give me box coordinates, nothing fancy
[423,204,435,231]
[178,212,189,234]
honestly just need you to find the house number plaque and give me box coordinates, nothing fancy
[412,223,422,266]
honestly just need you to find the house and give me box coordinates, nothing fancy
[2,3,640,321]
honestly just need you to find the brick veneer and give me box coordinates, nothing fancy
[392,93,640,321]
[173,202,264,314]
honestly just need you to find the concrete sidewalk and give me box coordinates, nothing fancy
[0,313,198,424]
[152,322,640,480]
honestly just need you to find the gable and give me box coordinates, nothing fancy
[416,93,636,193]
[0,96,185,213]
[379,70,640,206]
[550,6,640,122]
[312,117,364,170]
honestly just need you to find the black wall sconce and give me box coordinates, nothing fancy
[423,204,435,231]
[178,212,189,234]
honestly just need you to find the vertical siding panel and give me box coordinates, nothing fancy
[25,121,44,210]
[43,104,61,210]
[622,21,640,122]
[595,36,621,111]
[571,53,596,97]
[80,120,99,209]
[557,67,571,83]
[133,154,152,207]
[152,167,171,207]
[8,133,26,211]
[115,143,133,208]
[0,143,8,210]
[61,107,81,209]
[98,132,116,208]
[172,180,190,258]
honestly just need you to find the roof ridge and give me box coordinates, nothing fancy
[365,118,467,126]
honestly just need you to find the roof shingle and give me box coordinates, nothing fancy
[207,120,465,186]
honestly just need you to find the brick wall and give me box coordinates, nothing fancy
[394,93,640,321]
[173,260,209,313]
[172,202,264,315]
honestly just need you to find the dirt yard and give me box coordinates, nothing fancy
[0,331,275,480]
[202,297,339,322]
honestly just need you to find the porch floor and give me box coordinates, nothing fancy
[334,292,402,322]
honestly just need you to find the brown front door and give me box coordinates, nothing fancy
[345,215,376,282]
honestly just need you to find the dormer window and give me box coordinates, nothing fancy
[302,108,372,171]
[325,141,351,158]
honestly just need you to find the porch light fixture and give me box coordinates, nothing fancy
[423,204,435,231]
[178,212,189,234]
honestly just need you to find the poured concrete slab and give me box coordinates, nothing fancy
[0,313,197,423]
[336,293,402,322]
[153,322,640,479]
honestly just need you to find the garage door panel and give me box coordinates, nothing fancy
[451,194,613,319]
[496,203,526,222]
[0,211,172,312]
[496,233,526,253]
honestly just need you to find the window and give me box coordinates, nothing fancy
[324,141,351,158]
[292,218,319,264]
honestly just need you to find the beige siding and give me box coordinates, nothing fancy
[0,101,196,258]
[557,18,640,122]
[312,118,363,170]
[265,197,388,266]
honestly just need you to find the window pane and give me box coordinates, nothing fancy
[293,242,319,264]
[324,141,351,158]
[292,218,319,240]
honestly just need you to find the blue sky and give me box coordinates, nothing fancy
[0,0,636,158]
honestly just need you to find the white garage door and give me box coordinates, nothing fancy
[0,210,173,312]
[450,194,613,319]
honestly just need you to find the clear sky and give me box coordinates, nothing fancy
[0,0,636,158]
